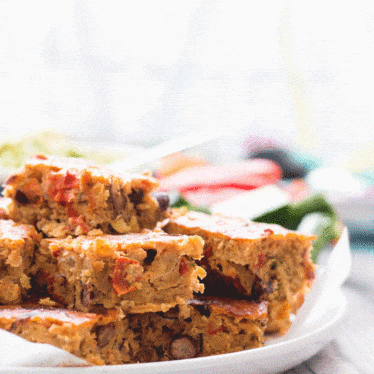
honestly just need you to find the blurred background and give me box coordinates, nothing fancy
[1,0,374,250]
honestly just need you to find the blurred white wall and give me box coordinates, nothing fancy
[1,1,374,169]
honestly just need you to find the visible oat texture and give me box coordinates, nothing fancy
[34,230,205,313]
[0,219,41,304]
[0,297,267,365]
[0,305,128,365]
[129,297,268,361]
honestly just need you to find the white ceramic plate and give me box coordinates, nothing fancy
[1,289,346,374]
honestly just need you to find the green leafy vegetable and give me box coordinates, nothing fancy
[170,194,211,214]
[254,194,341,262]
[170,192,339,262]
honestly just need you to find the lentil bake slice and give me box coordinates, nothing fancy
[34,230,206,314]
[4,155,169,238]
[165,211,316,335]
[128,297,268,362]
[0,298,267,365]
[0,219,42,304]
[0,305,134,365]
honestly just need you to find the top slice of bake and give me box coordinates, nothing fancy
[4,155,169,237]
[164,211,316,334]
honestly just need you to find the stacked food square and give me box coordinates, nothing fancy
[0,155,316,365]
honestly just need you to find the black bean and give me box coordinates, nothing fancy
[193,304,211,318]
[80,284,96,308]
[129,189,144,206]
[109,181,127,217]
[155,346,165,357]
[152,192,170,211]
[251,276,267,300]
[143,249,157,266]
[9,312,39,332]
[10,310,40,332]
[15,190,29,204]
[96,323,116,348]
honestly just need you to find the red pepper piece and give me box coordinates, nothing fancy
[67,204,79,218]
[47,172,79,205]
[112,257,142,295]
[263,228,274,235]
[203,246,213,258]
[51,248,62,258]
[256,253,266,270]
[178,257,189,276]
[35,154,48,160]
[64,172,79,189]
[207,324,226,335]
[71,216,88,234]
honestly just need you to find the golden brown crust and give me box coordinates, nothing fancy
[166,210,314,245]
[16,155,158,191]
[189,297,268,319]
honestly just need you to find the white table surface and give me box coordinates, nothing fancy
[285,248,374,374]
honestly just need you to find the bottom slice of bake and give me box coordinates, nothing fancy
[129,297,268,362]
[0,305,130,365]
[0,298,268,365]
